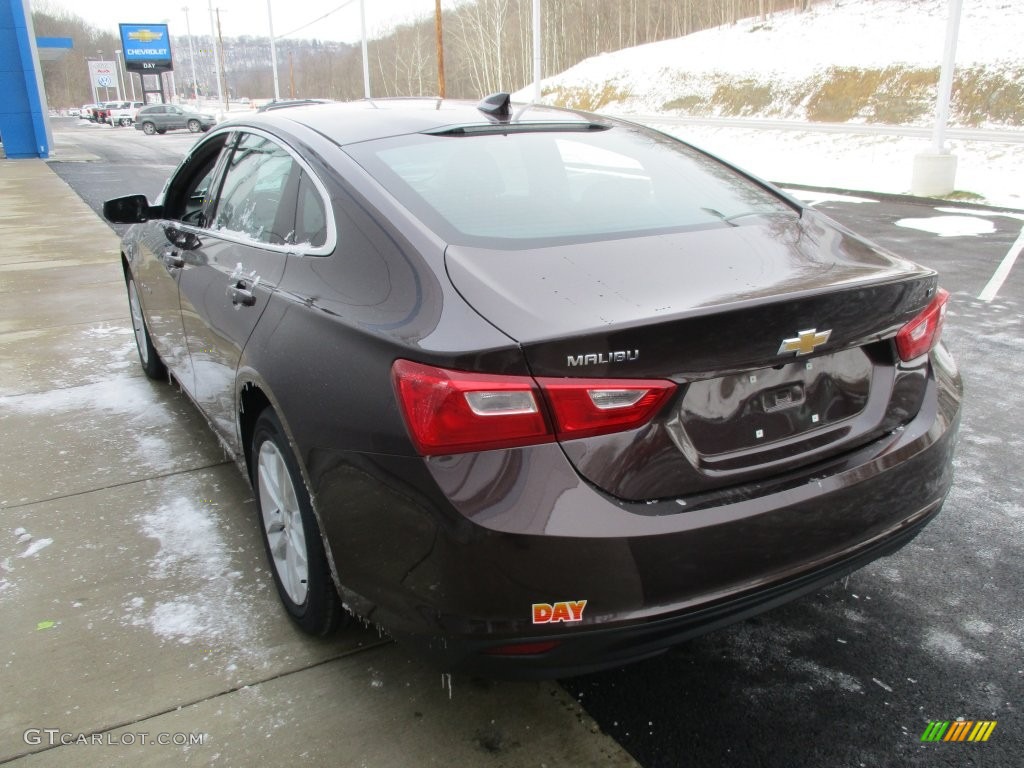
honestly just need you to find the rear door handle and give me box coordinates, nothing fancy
[228,281,256,306]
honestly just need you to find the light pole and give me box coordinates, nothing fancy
[182,6,200,104]
[360,0,370,98]
[114,50,133,101]
[207,0,224,106]
[267,0,280,100]
[911,0,963,196]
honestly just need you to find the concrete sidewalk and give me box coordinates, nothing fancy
[0,159,639,767]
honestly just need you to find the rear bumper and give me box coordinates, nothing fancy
[429,497,942,679]
[319,347,961,678]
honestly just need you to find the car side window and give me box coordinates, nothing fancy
[292,172,327,248]
[163,133,230,226]
[213,133,299,245]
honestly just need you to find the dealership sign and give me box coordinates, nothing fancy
[87,60,118,89]
[119,23,174,72]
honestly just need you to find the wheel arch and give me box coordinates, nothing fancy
[238,378,274,478]
[237,375,348,607]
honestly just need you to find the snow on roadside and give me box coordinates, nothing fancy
[520,0,1023,117]
[654,123,1024,209]
[514,0,1024,208]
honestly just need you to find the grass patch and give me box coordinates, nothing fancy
[806,67,886,122]
[866,67,939,124]
[576,63,1024,126]
[941,190,986,202]
[544,83,631,112]
[954,67,1024,127]
[662,94,708,113]
[711,79,775,116]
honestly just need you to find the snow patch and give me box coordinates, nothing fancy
[1,377,174,428]
[18,538,53,558]
[934,207,1024,222]
[894,216,997,237]
[783,189,878,206]
[84,324,133,337]
[923,628,985,663]
[121,491,263,654]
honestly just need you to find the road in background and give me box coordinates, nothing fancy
[42,118,1023,767]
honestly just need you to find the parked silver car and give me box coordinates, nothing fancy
[133,104,217,135]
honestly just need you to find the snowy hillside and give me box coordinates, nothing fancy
[518,0,1024,128]
[512,0,1023,207]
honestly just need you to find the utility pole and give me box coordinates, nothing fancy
[532,0,542,102]
[360,0,370,98]
[207,0,223,106]
[267,0,280,100]
[183,6,200,104]
[434,0,445,98]
[288,50,295,98]
[114,49,127,100]
[216,8,230,113]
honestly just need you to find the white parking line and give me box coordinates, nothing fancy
[978,223,1024,301]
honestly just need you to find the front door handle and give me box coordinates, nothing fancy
[228,281,256,306]
[161,250,184,269]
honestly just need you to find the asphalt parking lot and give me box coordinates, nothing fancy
[2,119,1021,766]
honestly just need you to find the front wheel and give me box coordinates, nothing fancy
[126,275,166,380]
[141,122,156,135]
[251,410,343,636]
[187,119,201,133]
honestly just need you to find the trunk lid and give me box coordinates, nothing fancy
[445,211,937,500]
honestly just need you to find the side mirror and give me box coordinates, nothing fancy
[103,195,164,224]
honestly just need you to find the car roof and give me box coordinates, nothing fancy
[220,97,604,147]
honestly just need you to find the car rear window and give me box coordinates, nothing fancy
[346,124,794,247]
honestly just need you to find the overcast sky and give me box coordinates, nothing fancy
[40,0,451,44]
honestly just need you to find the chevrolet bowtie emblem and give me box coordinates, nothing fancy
[128,29,164,43]
[778,328,832,356]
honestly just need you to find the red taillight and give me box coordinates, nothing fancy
[895,288,949,362]
[536,377,677,440]
[392,360,676,455]
[391,359,550,455]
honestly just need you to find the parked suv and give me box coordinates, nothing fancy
[133,104,217,135]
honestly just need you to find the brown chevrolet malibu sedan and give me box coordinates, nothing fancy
[104,95,961,678]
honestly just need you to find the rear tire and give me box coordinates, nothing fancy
[141,122,156,135]
[126,275,166,380]
[251,409,343,636]
[187,119,201,133]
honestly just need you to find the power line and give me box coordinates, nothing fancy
[277,0,357,40]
